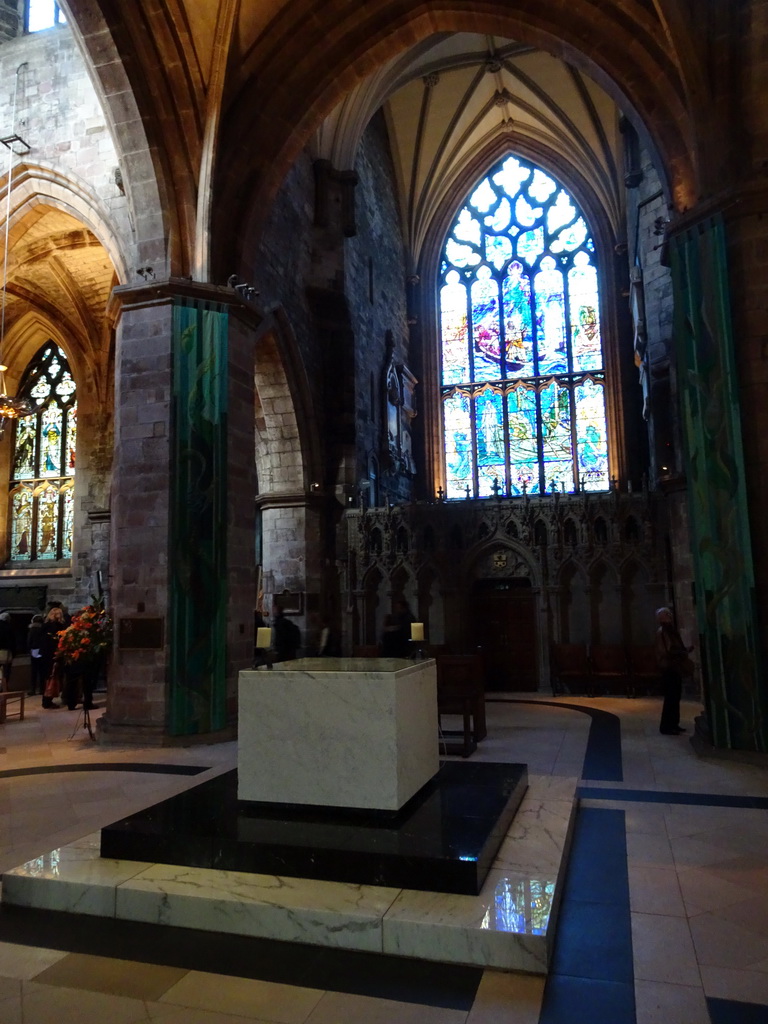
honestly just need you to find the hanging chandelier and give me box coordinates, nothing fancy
[0,365,31,420]
[0,63,34,429]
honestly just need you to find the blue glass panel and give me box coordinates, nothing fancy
[441,273,470,385]
[476,390,505,496]
[551,216,588,253]
[533,257,568,374]
[569,252,602,371]
[517,227,544,266]
[454,209,481,245]
[502,263,534,376]
[515,195,543,228]
[528,169,557,203]
[40,404,62,477]
[575,378,610,490]
[507,387,539,494]
[540,381,574,492]
[547,190,576,233]
[472,268,502,381]
[485,197,511,232]
[445,237,481,268]
[485,233,513,270]
[470,178,496,212]
[444,393,473,498]
[493,157,530,197]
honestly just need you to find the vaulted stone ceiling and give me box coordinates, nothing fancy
[68,0,724,276]
[314,33,625,266]
[0,204,115,375]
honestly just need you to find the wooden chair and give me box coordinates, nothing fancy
[627,645,661,697]
[589,644,629,696]
[0,690,25,723]
[435,654,485,756]
[550,643,590,695]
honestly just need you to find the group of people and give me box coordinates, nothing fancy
[0,602,100,711]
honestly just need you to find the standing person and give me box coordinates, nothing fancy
[380,614,401,657]
[655,607,692,735]
[391,598,414,658]
[27,614,45,696]
[40,606,66,709]
[0,611,15,690]
[272,602,300,662]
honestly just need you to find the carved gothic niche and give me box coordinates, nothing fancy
[476,547,531,579]
[383,350,418,475]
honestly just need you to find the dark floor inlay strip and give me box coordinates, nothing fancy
[708,996,768,1023]
[0,904,481,1011]
[0,763,208,780]
[539,806,635,1024]
[488,699,624,783]
[578,786,768,809]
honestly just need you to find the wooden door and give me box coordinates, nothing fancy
[472,580,538,691]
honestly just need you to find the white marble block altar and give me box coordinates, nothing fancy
[238,657,439,811]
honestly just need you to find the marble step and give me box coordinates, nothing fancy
[1,779,576,974]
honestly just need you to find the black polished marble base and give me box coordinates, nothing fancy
[101,761,528,896]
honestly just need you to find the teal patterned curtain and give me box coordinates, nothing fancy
[169,298,228,735]
[670,215,767,751]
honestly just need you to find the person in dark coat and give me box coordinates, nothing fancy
[272,602,300,662]
[0,611,15,690]
[40,607,66,708]
[27,614,45,696]
[655,607,692,735]
[388,599,414,658]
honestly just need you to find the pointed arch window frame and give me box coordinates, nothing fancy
[8,342,76,563]
[436,152,614,500]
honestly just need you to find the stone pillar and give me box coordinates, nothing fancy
[98,282,256,745]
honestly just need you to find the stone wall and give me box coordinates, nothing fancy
[345,111,411,505]
[0,27,130,253]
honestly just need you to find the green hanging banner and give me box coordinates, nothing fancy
[669,215,767,751]
[168,298,228,736]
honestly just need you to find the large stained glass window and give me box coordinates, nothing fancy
[440,155,610,497]
[9,343,76,561]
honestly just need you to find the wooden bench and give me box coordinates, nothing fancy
[0,690,25,723]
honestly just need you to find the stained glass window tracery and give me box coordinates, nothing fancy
[440,154,610,497]
[9,343,76,561]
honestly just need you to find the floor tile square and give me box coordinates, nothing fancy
[33,951,188,1000]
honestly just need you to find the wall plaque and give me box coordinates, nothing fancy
[118,617,164,650]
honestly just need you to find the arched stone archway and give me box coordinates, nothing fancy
[217,1,706,270]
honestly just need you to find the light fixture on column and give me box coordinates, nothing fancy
[0,64,34,431]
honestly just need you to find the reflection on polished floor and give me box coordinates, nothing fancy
[1,693,768,1023]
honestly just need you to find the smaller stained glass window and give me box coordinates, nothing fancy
[8,343,76,562]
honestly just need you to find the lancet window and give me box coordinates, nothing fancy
[9,343,76,561]
[439,154,609,498]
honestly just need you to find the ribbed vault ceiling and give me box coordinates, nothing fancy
[315,34,624,266]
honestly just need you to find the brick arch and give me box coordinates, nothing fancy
[217,1,700,271]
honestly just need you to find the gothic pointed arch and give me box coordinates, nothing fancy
[434,151,615,500]
[8,341,77,563]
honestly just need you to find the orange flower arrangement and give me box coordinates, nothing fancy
[57,601,113,667]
